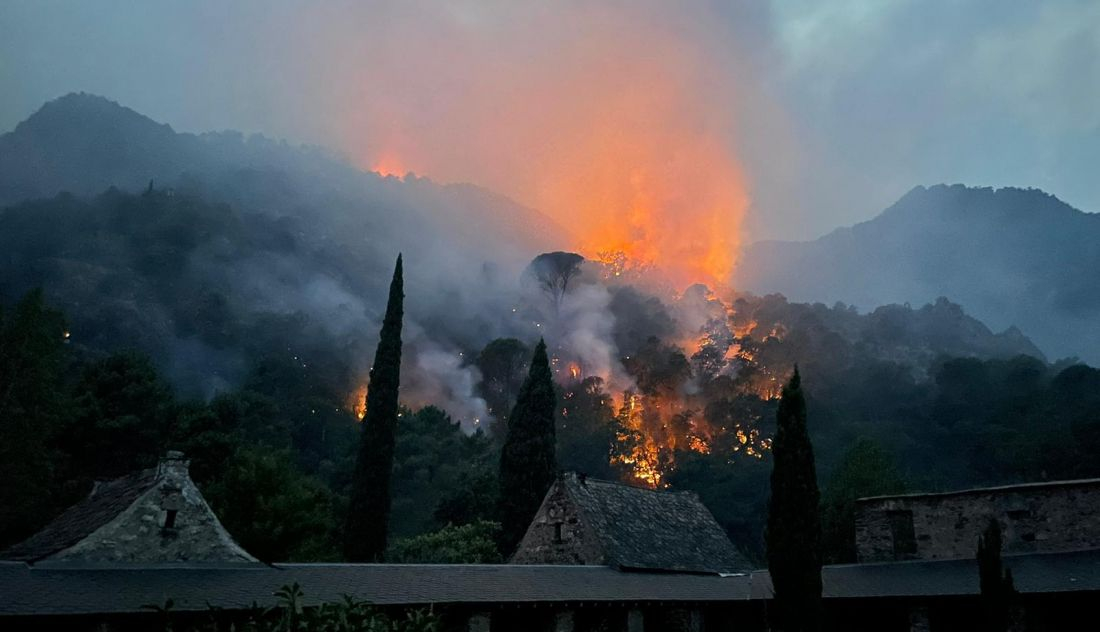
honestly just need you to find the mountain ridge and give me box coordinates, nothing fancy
[0,92,571,256]
[735,183,1100,362]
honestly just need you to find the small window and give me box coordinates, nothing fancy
[887,510,917,559]
[553,523,563,543]
[164,509,178,529]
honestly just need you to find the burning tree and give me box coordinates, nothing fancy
[344,254,404,562]
[525,251,584,310]
[497,339,558,555]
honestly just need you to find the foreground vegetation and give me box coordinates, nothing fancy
[147,584,440,632]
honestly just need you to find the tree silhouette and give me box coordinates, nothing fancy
[344,255,404,562]
[978,518,1016,632]
[525,251,584,310]
[476,337,530,440]
[497,339,558,555]
[766,367,823,632]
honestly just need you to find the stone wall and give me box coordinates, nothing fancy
[511,479,604,565]
[856,480,1100,562]
[51,453,257,563]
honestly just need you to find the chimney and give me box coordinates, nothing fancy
[157,451,190,481]
[578,472,587,485]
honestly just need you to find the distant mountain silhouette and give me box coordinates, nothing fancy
[0,94,572,399]
[0,93,570,263]
[735,184,1100,362]
[0,93,192,202]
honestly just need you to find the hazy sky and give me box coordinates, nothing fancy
[2,0,1097,241]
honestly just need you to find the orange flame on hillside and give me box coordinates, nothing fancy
[338,4,762,487]
[613,393,666,487]
[346,4,749,288]
[565,131,749,288]
[349,385,368,420]
[370,153,408,179]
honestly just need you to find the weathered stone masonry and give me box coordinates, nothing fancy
[856,478,1100,563]
[510,475,606,566]
[2,451,256,564]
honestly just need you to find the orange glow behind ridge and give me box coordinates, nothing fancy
[370,153,408,179]
[331,3,760,486]
[346,4,749,288]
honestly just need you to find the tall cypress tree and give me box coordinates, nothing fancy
[344,254,403,562]
[497,339,558,555]
[766,366,823,632]
[978,518,1016,632]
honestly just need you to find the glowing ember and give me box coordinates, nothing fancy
[349,384,368,420]
[688,435,711,454]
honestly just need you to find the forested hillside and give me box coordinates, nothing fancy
[4,96,1100,566]
[737,184,1100,363]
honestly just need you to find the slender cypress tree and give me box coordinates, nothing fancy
[766,366,823,632]
[978,518,1016,632]
[497,339,558,555]
[344,254,403,562]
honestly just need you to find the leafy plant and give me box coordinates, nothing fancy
[147,583,440,632]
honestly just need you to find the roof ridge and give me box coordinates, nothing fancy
[559,472,749,574]
[562,472,695,495]
[858,477,1100,502]
[1,468,161,562]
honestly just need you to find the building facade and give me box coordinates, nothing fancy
[855,478,1100,563]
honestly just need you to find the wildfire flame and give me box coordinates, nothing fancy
[340,5,760,486]
[613,393,666,487]
[369,152,408,179]
[349,384,368,420]
[600,297,786,486]
[345,4,749,290]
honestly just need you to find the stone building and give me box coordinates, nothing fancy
[1,451,257,564]
[855,478,1100,563]
[6,465,1100,631]
[511,471,749,574]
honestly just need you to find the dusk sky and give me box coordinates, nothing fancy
[3,0,1097,241]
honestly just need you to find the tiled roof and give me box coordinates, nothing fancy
[2,549,1098,617]
[562,473,751,574]
[749,548,1100,599]
[858,477,1100,503]
[0,563,753,616]
[1,469,158,562]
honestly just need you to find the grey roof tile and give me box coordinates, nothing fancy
[1,469,158,562]
[562,474,750,574]
[0,564,753,616]
[750,549,1100,599]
